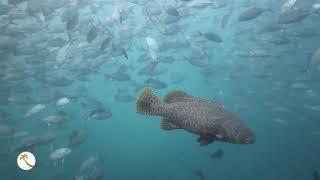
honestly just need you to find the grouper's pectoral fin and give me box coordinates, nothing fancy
[197,135,216,146]
[160,118,180,131]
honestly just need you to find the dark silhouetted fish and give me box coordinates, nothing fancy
[221,11,232,28]
[114,94,134,103]
[75,168,104,180]
[106,70,130,82]
[88,168,104,180]
[193,169,205,180]
[136,88,255,146]
[200,32,223,43]
[47,37,67,48]
[100,36,112,51]
[188,56,208,67]
[210,148,224,159]
[138,62,164,76]
[81,98,105,110]
[41,115,66,127]
[265,34,290,45]
[144,78,167,89]
[66,15,79,31]
[63,7,79,30]
[122,48,128,60]
[12,133,57,152]
[164,5,179,16]
[11,136,41,152]
[41,0,67,17]
[89,108,112,120]
[279,8,312,24]
[68,130,88,148]
[38,133,57,145]
[87,26,98,43]
[79,156,98,174]
[238,7,271,22]
[314,170,320,180]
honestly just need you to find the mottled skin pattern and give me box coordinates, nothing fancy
[162,98,255,144]
[137,88,255,145]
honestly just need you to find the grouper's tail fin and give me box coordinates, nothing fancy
[136,87,165,116]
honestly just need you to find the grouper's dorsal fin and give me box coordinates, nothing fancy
[163,90,193,103]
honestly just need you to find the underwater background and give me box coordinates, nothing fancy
[0,0,320,179]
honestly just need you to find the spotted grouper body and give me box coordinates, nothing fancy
[136,88,255,145]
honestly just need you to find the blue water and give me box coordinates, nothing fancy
[1,0,320,180]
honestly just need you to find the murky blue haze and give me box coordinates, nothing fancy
[0,0,320,180]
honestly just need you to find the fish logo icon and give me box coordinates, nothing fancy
[17,152,36,170]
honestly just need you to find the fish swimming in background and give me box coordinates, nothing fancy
[106,70,131,82]
[41,115,66,127]
[281,0,296,14]
[136,88,255,146]
[193,169,205,180]
[49,147,71,163]
[113,93,135,103]
[238,7,272,22]
[79,156,98,174]
[199,31,223,43]
[87,168,104,180]
[56,97,70,106]
[314,170,320,180]
[68,130,88,148]
[88,108,112,120]
[24,104,45,118]
[144,78,168,89]
[313,3,320,15]
[221,10,232,29]
[86,26,98,43]
[100,36,112,51]
[278,8,313,24]
[122,48,128,60]
[12,133,57,152]
[210,148,224,159]
[164,5,179,16]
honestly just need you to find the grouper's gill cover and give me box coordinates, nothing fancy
[136,88,256,145]
[136,88,167,116]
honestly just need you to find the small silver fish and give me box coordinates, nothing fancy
[50,148,71,161]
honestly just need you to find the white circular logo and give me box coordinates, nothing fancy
[17,152,36,171]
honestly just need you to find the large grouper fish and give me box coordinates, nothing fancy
[136,88,256,146]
